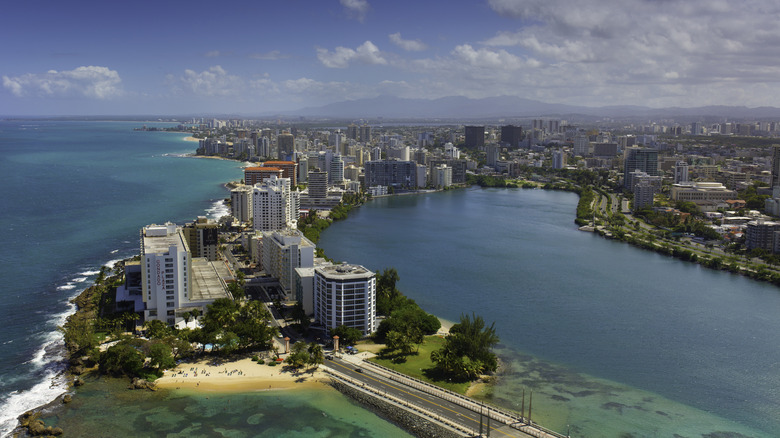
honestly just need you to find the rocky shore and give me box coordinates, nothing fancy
[329,380,462,438]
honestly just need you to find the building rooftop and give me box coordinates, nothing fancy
[190,258,229,302]
[143,224,189,254]
[316,264,374,280]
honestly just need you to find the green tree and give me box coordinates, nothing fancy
[331,325,362,346]
[148,342,176,373]
[98,342,143,377]
[431,313,499,381]
[144,319,171,340]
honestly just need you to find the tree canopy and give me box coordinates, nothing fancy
[430,313,499,382]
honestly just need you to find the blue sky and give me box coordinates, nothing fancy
[3,0,780,115]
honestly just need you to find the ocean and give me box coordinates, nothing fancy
[318,188,780,437]
[0,121,410,437]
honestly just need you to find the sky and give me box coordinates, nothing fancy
[3,0,780,116]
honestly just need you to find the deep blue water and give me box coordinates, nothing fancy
[0,121,243,434]
[319,188,780,437]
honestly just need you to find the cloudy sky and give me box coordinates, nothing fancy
[3,0,780,115]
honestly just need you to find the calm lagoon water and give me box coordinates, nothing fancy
[318,188,780,437]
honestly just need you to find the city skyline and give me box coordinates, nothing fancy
[4,0,780,116]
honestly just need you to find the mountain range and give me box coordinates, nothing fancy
[287,95,780,121]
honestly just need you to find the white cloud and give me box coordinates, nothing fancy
[2,66,122,99]
[389,33,427,52]
[474,0,780,106]
[249,51,287,60]
[340,0,369,22]
[317,41,387,68]
[205,50,221,58]
[174,66,245,97]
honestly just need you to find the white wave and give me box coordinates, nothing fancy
[56,284,75,291]
[110,249,119,254]
[71,277,87,283]
[103,259,123,269]
[77,270,100,276]
[0,370,68,438]
[205,199,229,220]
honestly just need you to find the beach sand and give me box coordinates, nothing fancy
[155,357,326,393]
[182,136,200,142]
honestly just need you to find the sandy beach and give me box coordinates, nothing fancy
[155,357,326,393]
[182,136,200,142]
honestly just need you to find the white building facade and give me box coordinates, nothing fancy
[252,175,299,232]
[141,224,192,325]
[261,229,315,296]
[314,264,376,335]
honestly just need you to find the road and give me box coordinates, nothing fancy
[325,356,563,438]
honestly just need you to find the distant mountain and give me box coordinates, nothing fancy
[288,96,780,120]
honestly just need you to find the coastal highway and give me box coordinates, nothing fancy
[325,357,559,438]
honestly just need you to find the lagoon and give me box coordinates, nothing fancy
[318,188,780,437]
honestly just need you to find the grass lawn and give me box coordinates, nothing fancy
[368,335,471,394]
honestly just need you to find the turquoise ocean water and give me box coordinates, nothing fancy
[318,189,780,437]
[0,121,410,437]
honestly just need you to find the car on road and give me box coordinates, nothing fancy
[354,368,363,373]
[325,354,334,360]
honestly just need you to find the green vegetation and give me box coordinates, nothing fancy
[331,325,363,346]
[370,335,471,394]
[575,187,595,226]
[285,341,324,369]
[430,313,499,382]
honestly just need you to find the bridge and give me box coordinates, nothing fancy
[322,355,568,438]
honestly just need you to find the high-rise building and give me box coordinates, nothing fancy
[307,170,328,199]
[633,175,657,211]
[552,150,567,169]
[329,155,344,183]
[277,132,294,160]
[314,264,376,335]
[501,125,523,148]
[263,160,298,186]
[230,185,253,223]
[428,159,467,184]
[486,144,499,167]
[771,145,780,187]
[252,175,299,232]
[434,164,452,188]
[261,229,315,296]
[674,161,689,184]
[623,147,659,188]
[464,126,485,148]
[181,217,220,261]
[359,124,372,143]
[364,160,417,188]
[245,166,283,186]
[573,136,590,156]
[346,124,358,140]
[140,223,227,325]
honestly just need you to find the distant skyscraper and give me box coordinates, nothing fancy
[486,144,499,167]
[501,125,523,148]
[573,135,590,156]
[277,132,294,160]
[308,170,328,199]
[552,150,566,169]
[674,161,689,184]
[346,124,358,140]
[359,124,372,143]
[772,145,780,187]
[623,147,658,188]
[464,126,485,148]
[329,155,344,184]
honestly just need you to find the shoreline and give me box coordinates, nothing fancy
[154,357,326,393]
